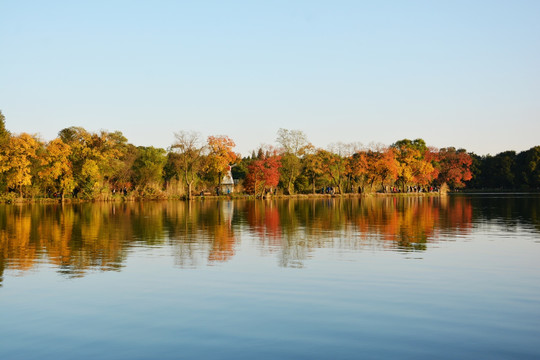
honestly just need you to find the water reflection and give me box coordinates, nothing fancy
[1,195,539,283]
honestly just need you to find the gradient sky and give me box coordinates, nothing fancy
[1,0,539,156]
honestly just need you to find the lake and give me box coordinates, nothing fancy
[1,195,539,359]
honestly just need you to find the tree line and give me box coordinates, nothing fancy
[0,111,537,200]
[467,149,540,190]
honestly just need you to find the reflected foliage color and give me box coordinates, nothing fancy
[1,196,539,284]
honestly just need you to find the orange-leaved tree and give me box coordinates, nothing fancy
[412,146,439,187]
[206,135,238,189]
[366,147,399,192]
[347,151,368,193]
[437,147,473,188]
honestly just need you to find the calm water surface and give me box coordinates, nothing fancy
[1,195,539,359]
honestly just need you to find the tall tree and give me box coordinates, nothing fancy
[317,149,346,194]
[58,127,133,197]
[363,147,400,192]
[170,131,206,199]
[97,130,131,186]
[347,151,368,193]
[302,152,324,194]
[244,151,281,197]
[276,128,310,155]
[0,110,12,192]
[38,138,75,200]
[437,147,473,188]
[0,110,11,146]
[2,133,40,197]
[276,129,311,194]
[392,139,429,191]
[414,147,439,187]
[206,135,238,189]
[131,146,167,194]
[479,151,516,189]
[58,127,101,197]
[517,146,540,189]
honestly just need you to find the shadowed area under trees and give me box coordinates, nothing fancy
[0,111,537,201]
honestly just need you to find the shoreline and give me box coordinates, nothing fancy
[3,190,538,204]
[1,191,448,204]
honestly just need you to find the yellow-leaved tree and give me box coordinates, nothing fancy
[206,135,238,190]
[39,138,75,200]
[1,133,40,197]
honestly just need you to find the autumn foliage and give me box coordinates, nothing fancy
[0,109,536,200]
[206,135,238,185]
[244,152,282,196]
[0,197,479,278]
[437,147,473,188]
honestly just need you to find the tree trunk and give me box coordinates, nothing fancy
[184,169,193,200]
[336,182,342,195]
[187,181,192,200]
[288,178,294,195]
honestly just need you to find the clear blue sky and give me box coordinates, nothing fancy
[1,0,539,156]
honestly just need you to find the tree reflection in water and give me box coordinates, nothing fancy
[1,195,539,283]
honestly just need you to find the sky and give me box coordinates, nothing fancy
[1,0,539,156]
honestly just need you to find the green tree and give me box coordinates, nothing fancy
[132,146,167,194]
[317,149,346,194]
[485,151,517,189]
[302,152,324,194]
[58,127,132,198]
[465,153,483,189]
[58,127,99,197]
[0,111,11,146]
[516,146,540,189]
[0,110,12,193]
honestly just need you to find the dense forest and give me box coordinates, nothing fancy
[0,111,538,201]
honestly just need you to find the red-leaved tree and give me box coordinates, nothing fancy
[244,153,281,196]
[437,147,473,188]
